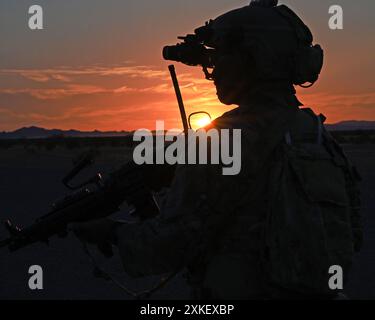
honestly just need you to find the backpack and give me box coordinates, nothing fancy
[263,109,362,295]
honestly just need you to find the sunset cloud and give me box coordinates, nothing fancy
[0,63,223,131]
[0,0,373,132]
[0,64,214,100]
[0,64,170,83]
[0,62,373,131]
[0,85,108,99]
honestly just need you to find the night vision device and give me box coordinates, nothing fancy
[163,23,217,80]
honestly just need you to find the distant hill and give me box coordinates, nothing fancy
[0,126,131,139]
[1,121,375,139]
[325,121,375,131]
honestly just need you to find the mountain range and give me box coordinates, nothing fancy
[325,121,375,131]
[0,126,131,139]
[0,121,375,139]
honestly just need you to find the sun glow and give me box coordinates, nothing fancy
[195,116,212,128]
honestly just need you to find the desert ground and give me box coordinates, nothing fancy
[0,142,374,299]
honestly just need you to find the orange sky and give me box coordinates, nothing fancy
[0,0,374,131]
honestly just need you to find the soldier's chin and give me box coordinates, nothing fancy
[216,90,237,105]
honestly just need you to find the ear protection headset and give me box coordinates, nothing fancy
[274,4,324,88]
[250,0,324,88]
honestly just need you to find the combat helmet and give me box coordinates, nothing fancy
[164,0,324,88]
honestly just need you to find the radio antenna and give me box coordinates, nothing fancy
[168,65,189,134]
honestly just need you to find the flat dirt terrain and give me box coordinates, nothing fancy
[0,143,374,299]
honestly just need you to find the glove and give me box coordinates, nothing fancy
[69,218,122,258]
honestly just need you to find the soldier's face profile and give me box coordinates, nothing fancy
[212,56,250,105]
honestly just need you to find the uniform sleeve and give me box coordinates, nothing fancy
[115,164,211,278]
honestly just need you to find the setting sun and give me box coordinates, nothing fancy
[195,116,212,128]
[194,116,211,129]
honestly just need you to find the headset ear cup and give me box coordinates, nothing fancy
[294,44,324,86]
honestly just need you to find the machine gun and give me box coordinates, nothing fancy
[0,156,171,252]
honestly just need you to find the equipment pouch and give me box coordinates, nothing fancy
[263,143,355,294]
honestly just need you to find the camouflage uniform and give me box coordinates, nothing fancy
[114,3,362,299]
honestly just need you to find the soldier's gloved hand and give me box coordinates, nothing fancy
[69,218,122,258]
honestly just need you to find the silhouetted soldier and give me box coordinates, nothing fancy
[71,0,362,299]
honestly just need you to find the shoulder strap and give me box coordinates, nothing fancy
[285,108,326,145]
